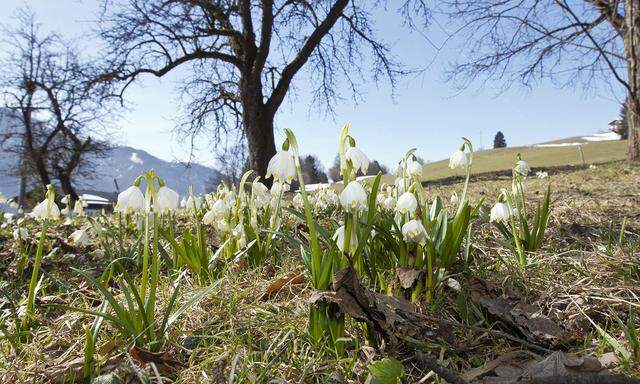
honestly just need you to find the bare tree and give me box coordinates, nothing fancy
[97,0,430,182]
[445,0,640,160]
[1,10,116,201]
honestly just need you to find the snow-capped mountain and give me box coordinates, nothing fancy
[0,145,220,199]
[77,146,220,197]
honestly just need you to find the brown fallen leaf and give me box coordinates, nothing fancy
[461,350,533,382]
[129,345,185,374]
[46,354,123,383]
[478,351,608,383]
[260,273,305,300]
[396,267,423,289]
[468,277,570,348]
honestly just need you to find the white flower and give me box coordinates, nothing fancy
[449,150,468,170]
[252,181,270,208]
[450,192,459,206]
[13,227,28,241]
[266,150,297,183]
[202,209,216,225]
[402,219,428,243]
[270,181,285,196]
[339,181,367,211]
[0,192,6,204]
[32,199,60,220]
[589,164,597,170]
[345,146,370,174]
[536,171,548,179]
[115,186,144,213]
[392,163,402,176]
[69,229,91,247]
[396,192,418,215]
[9,201,19,209]
[514,160,530,177]
[211,199,228,218]
[156,186,179,212]
[394,177,407,193]
[490,202,511,222]
[292,193,304,208]
[216,220,230,233]
[383,196,396,210]
[408,159,423,178]
[185,195,203,211]
[332,225,358,253]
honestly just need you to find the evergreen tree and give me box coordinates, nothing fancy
[493,131,507,148]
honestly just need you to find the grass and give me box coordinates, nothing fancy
[0,160,639,383]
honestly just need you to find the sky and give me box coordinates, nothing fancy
[0,0,625,170]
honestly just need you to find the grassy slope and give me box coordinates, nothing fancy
[417,139,627,181]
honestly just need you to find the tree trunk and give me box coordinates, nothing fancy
[58,172,79,201]
[241,81,277,185]
[244,109,276,185]
[624,0,640,160]
[627,96,640,160]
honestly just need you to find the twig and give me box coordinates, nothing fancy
[436,318,552,354]
[413,351,469,384]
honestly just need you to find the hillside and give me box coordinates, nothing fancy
[416,135,627,181]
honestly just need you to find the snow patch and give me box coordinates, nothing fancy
[534,142,582,148]
[130,152,144,165]
[581,132,621,142]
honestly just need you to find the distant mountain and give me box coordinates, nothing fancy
[0,144,220,199]
[0,109,220,199]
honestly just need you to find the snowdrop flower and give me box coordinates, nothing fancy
[383,196,396,211]
[13,227,28,241]
[396,192,418,215]
[589,164,597,170]
[202,209,216,225]
[292,193,304,209]
[216,220,230,233]
[449,150,468,170]
[4,213,15,224]
[9,201,19,209]
[61,207,70,216]
[266,150,297,183]
[73,199,87,216]
[252,181,270,208]
[408,159,423,178]
[392,163,402,176]
[490,202,511,222]
[32,199,60,220]
[333,225,358,253]
[156,186,179,212]
[514,160,530,177]
[69,229,91,247]
[536,171,548,179]
[450,192,459,206]
[339,181,367,211]
[402,219,428,244]
[211,199,228,218]
[345,146,370,174]
[270,181,285,196]
[185,195,203,211]
[394,177,408,193]
[116,186,144,213]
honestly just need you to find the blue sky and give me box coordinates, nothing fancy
[0,0,625,170]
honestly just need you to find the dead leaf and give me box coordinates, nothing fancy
[260,273,305,300]
[45,354,123,383]
[396,267,423,289]
[461,351,531,381]
[598,352,620,368]
[468,277,569,348]
[478,351,607,383]
[129,345,185,374]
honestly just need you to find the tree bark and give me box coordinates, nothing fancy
[624,0,640,160]
[58,173,78,201]
[241,78,276,185]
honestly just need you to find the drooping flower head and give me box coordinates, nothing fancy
[345,146,370,175]
[156,186,180,213]
[402,219,428,244]
[449,149,468,170]
[333,225,358,254]
[339,181,367,211]
[266,150,297,183]
[396,192,418,215]
[115,185,144,213]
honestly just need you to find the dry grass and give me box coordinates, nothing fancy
[0,160,639,383]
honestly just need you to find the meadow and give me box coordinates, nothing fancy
[0,127,638,384]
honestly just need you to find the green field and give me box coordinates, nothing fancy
[417,139,627,181]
